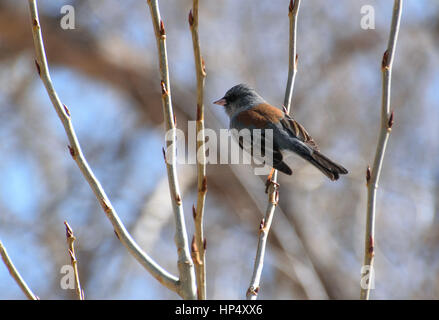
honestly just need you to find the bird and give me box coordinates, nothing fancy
[213,83,348,181]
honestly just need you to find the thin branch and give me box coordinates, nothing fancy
[146,0,197,300]
[0,240,38,300]
[189,0,208,300]
[361,0,402,300]
[247,0,301,300]
[27,0,179,294]
[283,0,300,111]
[64,221,84,300]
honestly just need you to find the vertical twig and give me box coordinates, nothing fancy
[64,221,84,300]
[189,0,208,300]
[361,0,402,300]
[27,0,179,295]
[247,0,301,300]
[0,240,38,300]
[283,0,300,112]
[146,0,197,300]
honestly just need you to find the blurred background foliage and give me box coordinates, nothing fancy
[0,0,438,299]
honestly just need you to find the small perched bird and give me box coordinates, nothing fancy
[213,83,348,181]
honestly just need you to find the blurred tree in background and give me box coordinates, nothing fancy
[0,0,439,299]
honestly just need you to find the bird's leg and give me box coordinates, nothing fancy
[265,168,280,194]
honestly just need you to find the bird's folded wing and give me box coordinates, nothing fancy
[279,115,319,151]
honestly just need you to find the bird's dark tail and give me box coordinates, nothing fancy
[307,150,348,181]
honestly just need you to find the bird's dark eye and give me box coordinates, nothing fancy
[226,93,236,102]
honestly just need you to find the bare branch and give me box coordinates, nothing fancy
[146,0,197,300]
[64,221,84,300]
[247,0,301,300]
[284,0,300,112]
[361,0,403,300]
[0,240,38,300]
[189,0,208,300]
[27,0,179,294]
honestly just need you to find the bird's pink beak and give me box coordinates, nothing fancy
[213,98,226,106]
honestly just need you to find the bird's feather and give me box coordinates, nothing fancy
[279,114,319,150]
[226,94,347,180]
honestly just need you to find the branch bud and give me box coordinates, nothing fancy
[175,193,182,206]
[201,57,207,77]
[159,20,166,38]
[259,218,265,231]
[64,221,74,239]
[188,10,194,27]
[247,286,259,296]
[382,50,390,71]
[100,198,111,214]
[289,0,294,13]
[68,145,76,159]
[366,166,371,184]
[368,235,375,257]
[160,80,168,96]
[289,0,299,14]
[63,104,71,117]
[34,60,41,76]
[201,176,207,193]
[387,110,394,130]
